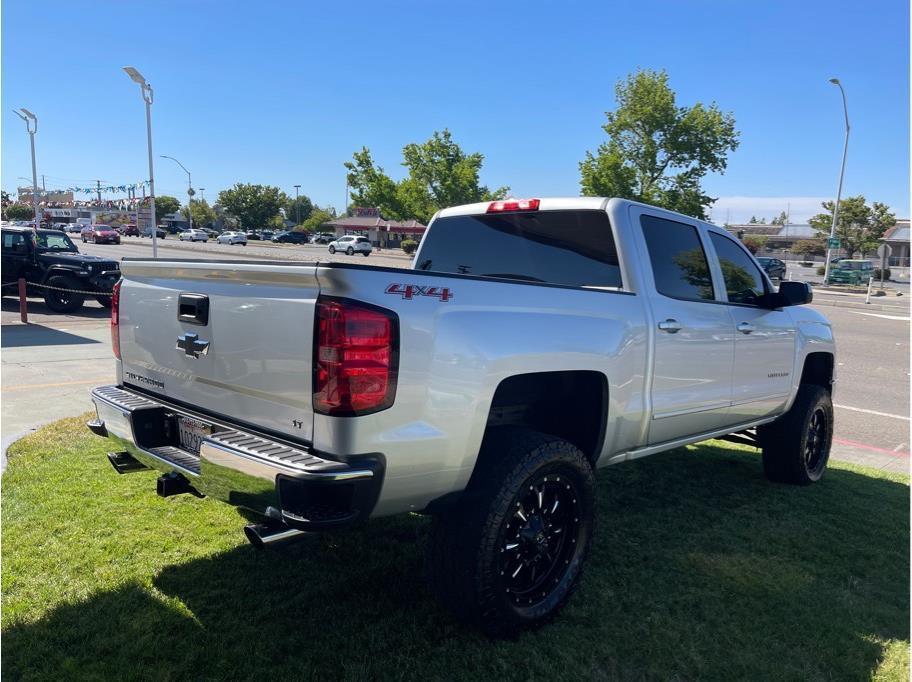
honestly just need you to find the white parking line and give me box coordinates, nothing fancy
[834,404,911,421]
[848,311,910,322]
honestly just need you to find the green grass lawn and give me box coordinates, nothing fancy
[2,416,908,680]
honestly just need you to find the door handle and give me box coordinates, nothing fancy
[737,322,755,334]
[657,319,682,333]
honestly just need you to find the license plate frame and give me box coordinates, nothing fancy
[177,416,210,455]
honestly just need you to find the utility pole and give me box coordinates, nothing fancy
[294,184,301,224]
[123,66,158,257]
[823,78,850,285]
[96,180,102,203]
[41,174,46,191]
[12,108,39,230]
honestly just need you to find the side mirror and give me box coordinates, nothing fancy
[773,281,813,307]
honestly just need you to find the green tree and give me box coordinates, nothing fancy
[182,199,216,229]
[743,236,767,254]
[216,183,287,230]
[4,204,33,221]
[299,207,336,233]
[285,194,314,225]
[345,130,508,223]
[791,239,826,258]
[579,69,739,220]
[771,211,788,225]
[155,195,181,223]
[808,196,895,258]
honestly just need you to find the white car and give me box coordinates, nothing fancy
[179,229,209,242]
[328,235,372,256]
[216,231,247,246]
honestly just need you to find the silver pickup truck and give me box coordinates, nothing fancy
[88,197,834,635]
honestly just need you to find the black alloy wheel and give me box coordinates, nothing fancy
[500,473,583,608]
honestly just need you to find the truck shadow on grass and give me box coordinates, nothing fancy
[3,444,909,680]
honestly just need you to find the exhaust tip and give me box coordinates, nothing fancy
[243,522,306,549]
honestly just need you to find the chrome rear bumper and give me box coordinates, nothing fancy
[89,385,384,529]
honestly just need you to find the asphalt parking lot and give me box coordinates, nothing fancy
[78,234,415,268]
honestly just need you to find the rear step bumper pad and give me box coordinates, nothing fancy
[88,384,384,530]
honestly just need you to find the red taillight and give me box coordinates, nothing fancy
[313,297,398,416]
[110,279,122,360]
[486,198,540,213]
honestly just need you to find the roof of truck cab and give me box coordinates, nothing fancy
[436,197,611,218]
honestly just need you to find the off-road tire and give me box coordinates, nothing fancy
[759,384,833,485]
[43,275,85,313]
[427,427,596,637]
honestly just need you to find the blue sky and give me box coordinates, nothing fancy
[2,0,909,223]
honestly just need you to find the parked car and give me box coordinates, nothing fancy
[87,197,831,636]
[179,229,209,242]
[1,226,120,312]
[310,232,335,244]
[328,234,372,256]
[756,257,786,281]
[271,231,309,244]
[81,224,121,245]
[66,224,83,234]
[828,259,875,285]
[260,230,274,240]
[245,231,261,241]
[216,231,247,245]
[142,226,167,239]
[120,224,141,237]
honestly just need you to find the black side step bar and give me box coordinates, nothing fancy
[107,451,150,474]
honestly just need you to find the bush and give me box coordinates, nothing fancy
[816,266,826,276]
[401,239,418,255]
[874,267,891,281]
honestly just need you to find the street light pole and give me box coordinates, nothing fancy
[13,109,39,230]
[161,155,193,231]
[123,67,158,257]
[823,78,850,285]
[294,184,301,225]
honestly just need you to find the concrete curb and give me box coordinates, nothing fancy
[1,426,41,474]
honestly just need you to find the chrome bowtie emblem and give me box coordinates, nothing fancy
[176,332,209,358]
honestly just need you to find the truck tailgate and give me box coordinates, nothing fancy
[117,260,319,442]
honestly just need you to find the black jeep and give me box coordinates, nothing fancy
[1,226,120,313]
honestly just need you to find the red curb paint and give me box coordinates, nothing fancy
[834,438,910,458]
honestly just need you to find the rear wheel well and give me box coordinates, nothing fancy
[800,352,834,393]
[482,371,607,466]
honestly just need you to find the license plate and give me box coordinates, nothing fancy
[178,416,210,454]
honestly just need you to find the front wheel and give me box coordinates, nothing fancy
[328,246,336,254]
[43,275,85,313]
[428,427,595,637]
[759,384,833,485]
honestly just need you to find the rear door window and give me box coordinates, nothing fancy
[708,232,768,305]
[640,215,714,301]
[415,210,621,288]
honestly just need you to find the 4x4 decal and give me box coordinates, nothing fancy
[385,283,453,302]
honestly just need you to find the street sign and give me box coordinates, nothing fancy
[827,237,841,249]
[137,207,154,231]
[877,243,892,260]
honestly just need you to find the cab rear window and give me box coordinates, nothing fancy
[415,210,621,288]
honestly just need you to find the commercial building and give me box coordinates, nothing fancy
[323,207,426,248]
